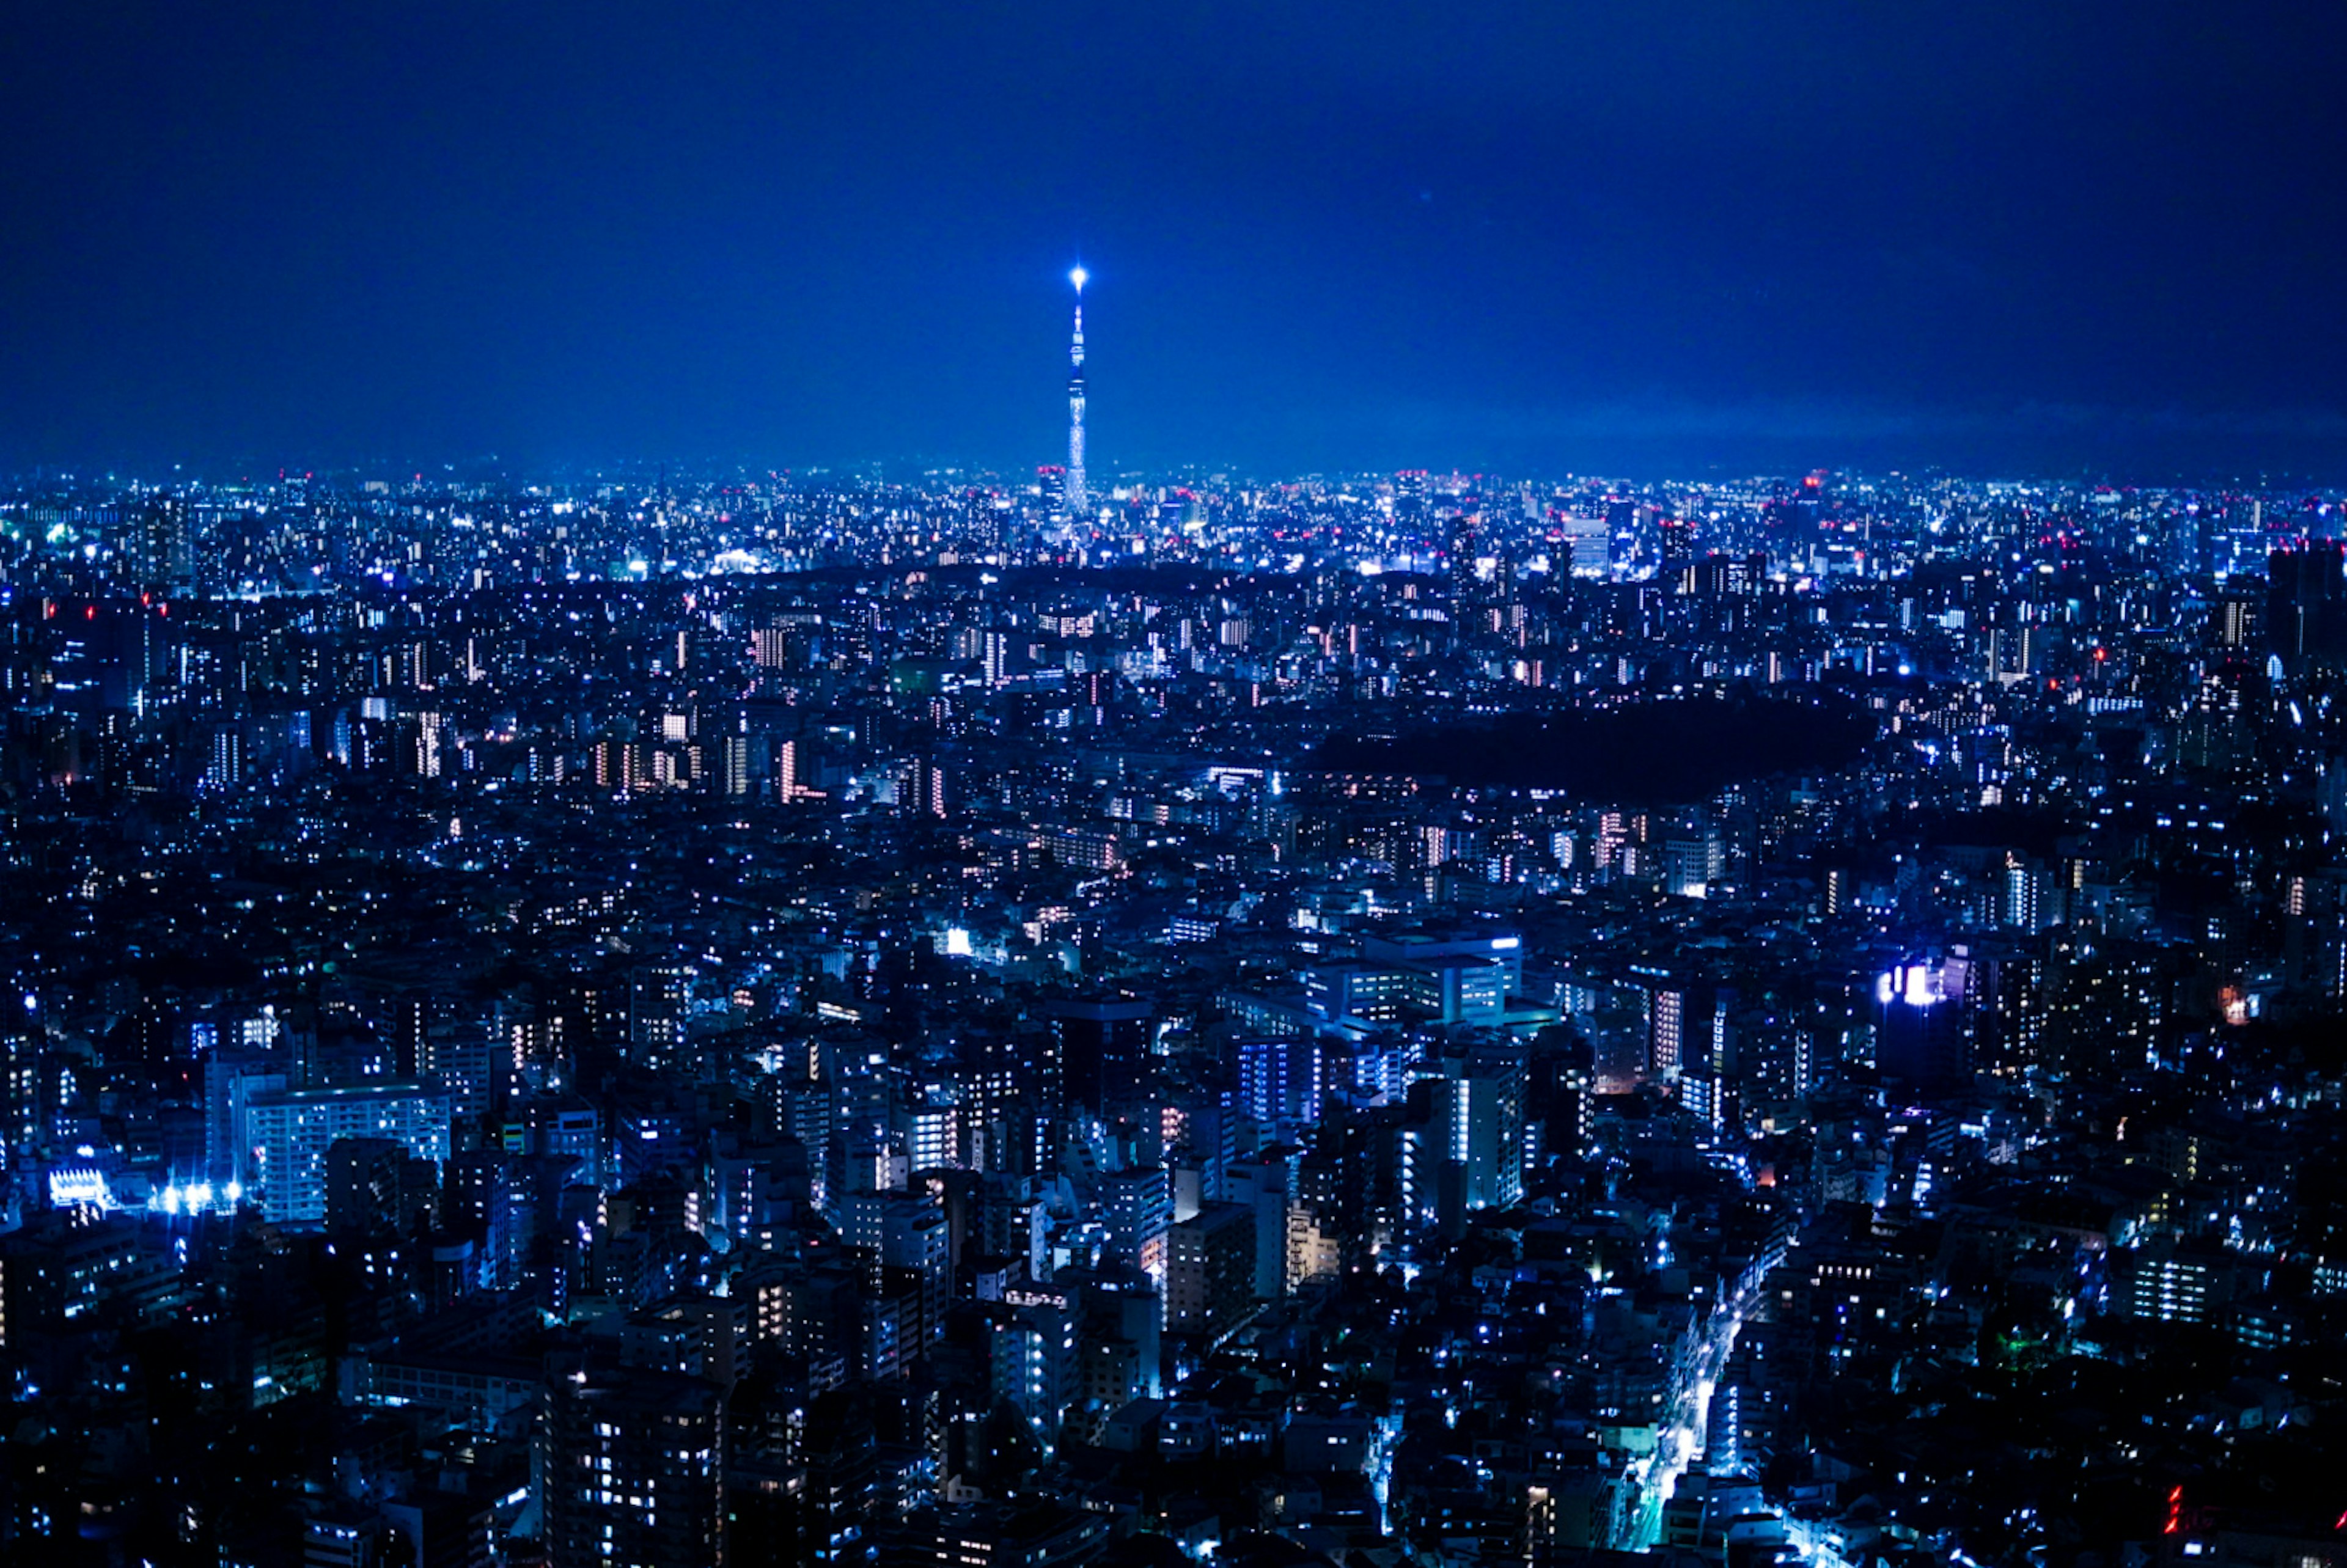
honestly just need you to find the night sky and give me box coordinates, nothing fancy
[6,3,2345,480]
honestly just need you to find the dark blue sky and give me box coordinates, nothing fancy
[6,3,2345,480]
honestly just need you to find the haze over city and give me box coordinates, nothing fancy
[6,9,2347,1568]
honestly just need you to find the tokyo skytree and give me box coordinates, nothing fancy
[1065,266,1088,515]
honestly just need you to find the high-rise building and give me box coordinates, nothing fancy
[903,752,947,818]
[1165,1201,1256,1344]
[1050,998,1150,1116]
[238,1083,453,1225]
[325,1136,440,1236]
[1226,1152,1293,1300]
[839,1181,949,1363]
[1100,1164,1172,1278]
[1236,1038,1324,1135]
[1418,1044,1526,1218]
[628,964,691,1071]
[540,1349,727,1568]
[1645,981,1689,1080]
[2112,1241,2236,1326]
[1875,961,1971,1093]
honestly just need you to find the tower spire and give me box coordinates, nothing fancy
[1066,266,1088,516]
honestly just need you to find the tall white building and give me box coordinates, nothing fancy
[238,1083,452,1224]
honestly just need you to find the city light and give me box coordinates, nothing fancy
[0,271,2332,1568]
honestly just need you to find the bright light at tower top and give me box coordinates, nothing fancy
[1070,266,1089,294]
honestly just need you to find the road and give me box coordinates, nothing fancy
[1615,1244,1783,1550]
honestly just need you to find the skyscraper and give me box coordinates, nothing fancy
[1065,266,1089,516]
[236,1082,453,1224]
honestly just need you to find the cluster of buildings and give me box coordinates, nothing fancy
[0,462,2343,1568]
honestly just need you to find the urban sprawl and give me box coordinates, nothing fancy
[1,465,2343,1568]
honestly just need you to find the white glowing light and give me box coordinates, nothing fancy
[49,1170,109,1208]
[1070,266,1089,293]
[1903,966,1936,1008]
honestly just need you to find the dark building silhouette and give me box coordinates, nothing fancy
[541,1350,728,1568]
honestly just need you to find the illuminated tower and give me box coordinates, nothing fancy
[1066,266,1089,516]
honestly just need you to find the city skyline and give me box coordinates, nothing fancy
[2,453,2345,1566]
[6,7,2347,1567]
